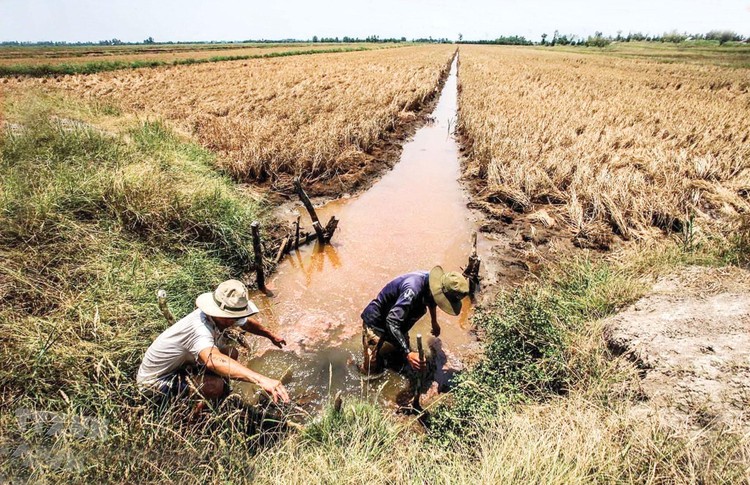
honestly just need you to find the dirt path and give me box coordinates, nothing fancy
[604,266,750,429]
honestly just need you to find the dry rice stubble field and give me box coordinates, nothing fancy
[0,43,368,67]
[21,45,456,195]
[457,45,750,264]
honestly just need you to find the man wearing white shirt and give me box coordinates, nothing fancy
[137,279,289,403]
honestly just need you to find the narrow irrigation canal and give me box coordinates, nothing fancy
[244,55,482,408]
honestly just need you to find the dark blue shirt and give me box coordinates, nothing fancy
[361,271,435,354]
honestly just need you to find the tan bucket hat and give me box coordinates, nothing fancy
[196,279,259,319]
[429,266,470,316]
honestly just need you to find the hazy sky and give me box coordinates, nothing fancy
[3,0,750,43]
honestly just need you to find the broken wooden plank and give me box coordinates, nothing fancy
[312,221,326,243]
[275,235,291,265]
[413,334,425,410]
[294,214,301,249]
[324,216,339,243]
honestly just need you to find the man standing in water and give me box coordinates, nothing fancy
[361,266,470,374]
[137,279,290,404]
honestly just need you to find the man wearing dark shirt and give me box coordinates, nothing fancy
[360,265,469,373]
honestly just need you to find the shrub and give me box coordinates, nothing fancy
[430,258,641,442]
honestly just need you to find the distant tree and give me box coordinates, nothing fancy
[555,33,573,45]
[661,30,687,43]
[458,33,463,42]
[551,30,559,46]
[705,30,744,45]
[143,36,155,44]
[312,35,318,42]
[585,32,611,47]
[541,33,547,45]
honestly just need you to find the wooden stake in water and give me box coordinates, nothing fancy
[463,231,481,295]
[250,221,269,295]
[294,213,301,249]
[413,333,424,410]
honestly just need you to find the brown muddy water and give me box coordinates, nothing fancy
[242,56,486,409]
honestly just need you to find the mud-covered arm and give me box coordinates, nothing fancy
[385,290,415,355]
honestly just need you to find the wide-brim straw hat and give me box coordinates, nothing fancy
[428,265,470,316]
[196,279,259,319]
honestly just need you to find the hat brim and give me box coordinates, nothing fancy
[195,292,259,319]
[429,265,462,316]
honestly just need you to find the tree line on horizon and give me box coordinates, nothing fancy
[0,30,745,48]
[0,35,449,47]
[458,29,747,47]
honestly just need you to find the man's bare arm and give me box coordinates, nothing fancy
[198,346,289,402]
[239,317,286,348]
[429,304,441,337]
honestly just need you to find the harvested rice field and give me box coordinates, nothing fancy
[18,44,454,193]
[457,45,750,247]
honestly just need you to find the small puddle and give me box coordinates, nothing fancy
[244,56,483,408]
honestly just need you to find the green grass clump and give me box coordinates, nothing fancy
[429,258,642,442]
[0,93,285,481]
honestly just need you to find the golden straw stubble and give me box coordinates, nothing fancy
[458,45,750,241]
[38,45,455,188]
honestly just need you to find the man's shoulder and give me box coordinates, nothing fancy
[400,271,429,289]
[176,309,215,333]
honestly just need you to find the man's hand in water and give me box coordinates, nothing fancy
[431,321,441,337]
[270,334,287,349]
[406,351,425,372]
[259,377,290,403]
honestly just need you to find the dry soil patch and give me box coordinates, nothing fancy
[604,266,750,429]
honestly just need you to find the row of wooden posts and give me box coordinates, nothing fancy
[251,177,340,296]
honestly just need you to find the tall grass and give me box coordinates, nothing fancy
[428,256,644,443]
[0,93,268,416]
[0,92,294,481]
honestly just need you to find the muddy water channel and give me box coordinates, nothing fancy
[243,57,483,409]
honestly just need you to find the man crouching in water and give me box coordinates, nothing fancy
[137,280,290,404]
[361,266,469,374]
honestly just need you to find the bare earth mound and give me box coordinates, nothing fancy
[604,266,750,429]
